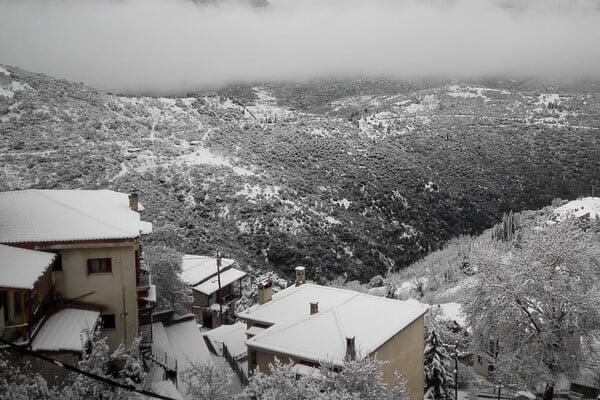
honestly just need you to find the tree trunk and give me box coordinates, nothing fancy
[543,381,554,400]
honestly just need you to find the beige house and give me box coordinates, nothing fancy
[180,254,246,328]
[0,189,153,351]
[238,267,428,400]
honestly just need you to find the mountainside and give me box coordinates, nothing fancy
[1,64,599,282]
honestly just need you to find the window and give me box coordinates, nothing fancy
[52,253,63,272]
[87,258,112,274]
[101,314,116,329]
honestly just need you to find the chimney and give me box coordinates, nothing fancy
[310,301,319,315]
[295,266,305,286]
[129,192,139,212]
[257,279,273,305]
[346,337,356,360]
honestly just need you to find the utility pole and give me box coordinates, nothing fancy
[216,250,223,320]
[454,341,459,400]
[497,378,502,400]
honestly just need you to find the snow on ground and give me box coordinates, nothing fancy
[446,85,511,101]
[330,95,378,111]
[331,198,351,209]
[424,181,439,192]
[0,81,32,98]
[253,87,277,105]
[244,103,295,122]
[535,93,560,110]
[553,197,600,221]
[402,95,439,114]
[152,381,184,400]
[158,97,177,106]
[176,146,254,176]
[0,66,10,76]
[311,128,330,137]
[433,302,466,326]
[235,184,280,200]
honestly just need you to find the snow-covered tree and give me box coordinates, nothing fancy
[0,357,52,400]
[424,328,455,400]
[144,244,189,312]
[181,362,232,400]
[244,358,324,400]
[244,356,408,400]
[59,331,146,400]
[463,220,600,398]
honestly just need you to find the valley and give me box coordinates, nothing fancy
[1,65,599,282]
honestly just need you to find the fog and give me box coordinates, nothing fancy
[1,0,599,94]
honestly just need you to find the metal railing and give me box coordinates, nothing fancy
[223,343,248,386]
[220,292,241,307]
[150,344,178,374]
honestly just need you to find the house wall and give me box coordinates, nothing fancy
[193,290,210,308]
[373,314,425,400]
[473,352,494,378]
[252,348,295,374]
[42,241,139,351]
[192,284,235,308]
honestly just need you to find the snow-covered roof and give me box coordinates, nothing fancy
[0,244,55,290]
[152,381,184,400]
[192,268,247,295]
[435,302,466,327]
[244,284,428,365]
[553,197,600,221]
[31,308,100,352]
[0,189,152,244]
[140,284,157,303]
[292,363,323,378]
[152,318,213,372]
[238,284,358,326]
[180,254,236,286]
[246,326,266,337]
[204,321,247,358]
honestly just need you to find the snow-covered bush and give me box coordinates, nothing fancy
[0,357,52,400]
[244,356,408,400]
[181,362,232,400]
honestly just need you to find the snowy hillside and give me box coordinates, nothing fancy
[2,65,600,281]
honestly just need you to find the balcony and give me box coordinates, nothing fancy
[0,322,28,344]
[219,290,242,308]
[137,271,151,290]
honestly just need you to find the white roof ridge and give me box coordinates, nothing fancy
[251,302,337,341]
[253,283,351,309]
[331,307,348,344]
[328,291,364,342]
[34,190,136,239]
[238,284,301,317]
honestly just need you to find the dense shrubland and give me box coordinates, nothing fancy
[2,65,600,282]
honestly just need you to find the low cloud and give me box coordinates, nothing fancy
[1,0,599,94]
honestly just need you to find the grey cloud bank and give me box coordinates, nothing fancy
[1,0,599,94]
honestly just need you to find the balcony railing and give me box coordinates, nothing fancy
[1,322,28,344]
[137,273,151,289]
[220,291,242,307]
[31,286,54,329]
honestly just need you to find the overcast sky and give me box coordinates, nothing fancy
[1,0,599,94]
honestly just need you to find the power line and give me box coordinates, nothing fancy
[0,338,178,400]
